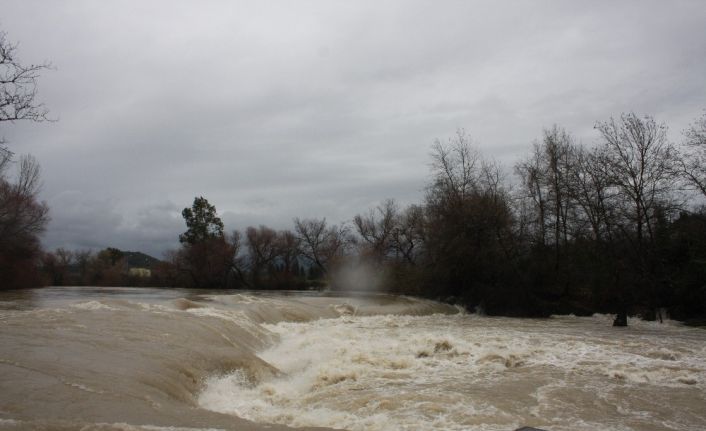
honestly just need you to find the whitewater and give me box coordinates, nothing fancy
[0,287,704,431]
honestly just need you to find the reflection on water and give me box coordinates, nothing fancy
[0,287,704,431]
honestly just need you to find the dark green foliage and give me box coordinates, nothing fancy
[179,196,224,244]
[171,197,240,289]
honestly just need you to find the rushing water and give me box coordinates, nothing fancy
[0,287,704,431]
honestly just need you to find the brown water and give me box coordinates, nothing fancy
[0,287,704,431]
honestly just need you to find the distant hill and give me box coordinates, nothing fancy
[122,251,161,269]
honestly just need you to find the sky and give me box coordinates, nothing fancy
[1,0,705,257]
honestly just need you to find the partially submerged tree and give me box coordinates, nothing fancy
[595,113,680,325]
[424,131,516,310]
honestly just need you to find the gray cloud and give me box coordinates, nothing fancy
[2,0,705,258]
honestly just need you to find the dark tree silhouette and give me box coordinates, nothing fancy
[179,196,224,244]
[172,197,237,288]
[679,111,706,197]
[1,30,51,134]
[0,29,51,289]
[294,217,351,276]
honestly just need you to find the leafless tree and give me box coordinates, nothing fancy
[566,145,617,243]
[429,129,482,205]
[293,217,351,275]
[0,30,51,248]
[245,225,279,284]
[515,144,548,246]
[595,113,679,247]
[515,126,575,255]
[353,199,398,262]
[390,204,425,265]
[595,113,681,324]
[0,29,51,288]
[543,127,574,251]
[678,111,706,197]
[275,229,301,275]
[0,155,49,252]
[0,30,51,130]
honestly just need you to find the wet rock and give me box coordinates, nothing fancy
[613,312,628,327]
[515,427,547,431]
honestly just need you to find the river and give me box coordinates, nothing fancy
[0,287,704,431]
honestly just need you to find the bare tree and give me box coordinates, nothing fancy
[425,131,515,304]
[515,126,575,254]
[0,155,49,251]
[0,30,51,248]
[353,199,398,262]
[0,29,51,288]
[275,229,301,275]
[0,155,49,288]
[429,129,482,205]
[293,217,351,275]
[595,113,680,324]
[229,229,248,285]
[390,204,425,265]
[595,113,678,247]
[544,127,574,252]
[566,145,617,243]
[245,225,279,285]
[0,30,51,130]
[515,144,548,246]
[678,111,706,197]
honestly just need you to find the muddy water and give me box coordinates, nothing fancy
[1,287,705,431]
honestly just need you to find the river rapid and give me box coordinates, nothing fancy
[0,287,704,431]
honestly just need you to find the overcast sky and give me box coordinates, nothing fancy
[2,0,705,257]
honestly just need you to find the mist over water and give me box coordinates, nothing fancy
[1,287,705,431]
[328,259,389,293]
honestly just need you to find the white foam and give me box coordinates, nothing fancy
[199,313,706,431]
[70,300,119,311]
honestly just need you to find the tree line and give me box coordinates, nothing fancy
[77,111,702,324]
[2,27,705,324]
